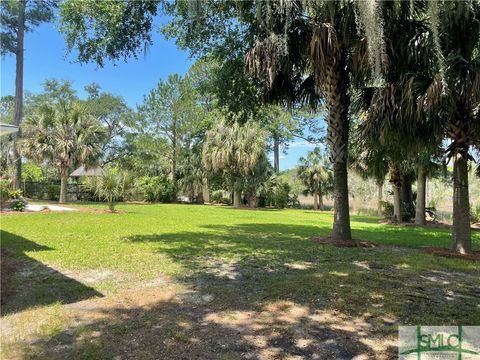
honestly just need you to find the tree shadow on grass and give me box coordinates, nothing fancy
[4,221,479,359]
[124,223,480,322]
[0,230,102,315]
[24,288,388,359]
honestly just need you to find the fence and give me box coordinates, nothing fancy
[23,181,92,201]
[22,181,146,202]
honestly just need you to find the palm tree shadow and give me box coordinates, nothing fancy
[1,230,102,315]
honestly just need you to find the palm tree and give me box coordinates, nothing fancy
[202,117,268,208]
[245,1,381,239]
[243,155,272,208]
[87,167,133,211]
[297,147,333,211]
[354,1,445,224]
[20,101,105,203]
[415,1,480,253]
[178,148,206,203]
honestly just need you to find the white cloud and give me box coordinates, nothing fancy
[289,141,316,149]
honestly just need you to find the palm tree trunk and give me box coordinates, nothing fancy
[390,167,402,222]
[202,181,210,203]
[325,59,352,240]
[415,167,426,226]
[313,193,318,210]
[196,189,204,204]
[233,179,242,208]
[233,190,242,208]
[332,161,352,239]
[273,136,280,173]
[248,194,256,208]
[376,179,383,216]
[318,192,324,211]
[452,152,471,254]
[12,0,25,190]
[400,173,413,221]
[393,185,401,223]
[59,168,68,204]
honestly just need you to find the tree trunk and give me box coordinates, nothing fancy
[390,167,402,222]
[324,54,352,240]
[313,193,318,210]
[248,194,256,208]
[318,192,324,211]
[273,136,280,173]
[12,0,25,190]
[393,185,401,223]
[415,167,426,226]
[171,118,177,202]
[59,169,68,204]
[196,189,204,204]
[400,173,413,221]
[376,179,383,216]
[233,178,242,208]
[452,152,471,254]
[233,190,242,208]
[202,181,210,203]
[332,161,352,239]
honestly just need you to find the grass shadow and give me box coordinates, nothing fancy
[1,230,102,315]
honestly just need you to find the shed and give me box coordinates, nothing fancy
[70,165,105,177]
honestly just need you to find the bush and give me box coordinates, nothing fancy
[471,204,480,224]
[10,198,27,212]
[274,182,290,209]
[86,168,134,211]
[0,179,11,207]
[136,176,175,203]
[0,180,28,211]
[211,190,230,204]
[9,189,23,199]
[380,201,394,218]
[258,178,292,209]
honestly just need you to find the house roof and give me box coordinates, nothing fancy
[70,165,105,177]
[0,123,19,136]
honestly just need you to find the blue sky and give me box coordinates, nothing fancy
[0,17,317,170]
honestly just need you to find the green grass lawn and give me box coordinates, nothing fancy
[1,204,479,359]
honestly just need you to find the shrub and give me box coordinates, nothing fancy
[87,168,134,211]
[136,176,175,203]
[0,179,11,207]
[10,198,27,212]
[258,178,292,209]
[380,201,394,218]
[274,182,290,209]
[211,190,230,204]
[9,189,23,199]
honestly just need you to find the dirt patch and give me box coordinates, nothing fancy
[1,210,53,216]
[423,247,480,261]
[380,219,480,232]
[311,237,377,248]
[1,249,19,306]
